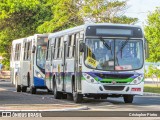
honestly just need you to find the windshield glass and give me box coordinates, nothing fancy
[85,38,143,71]
[36,37,48,70]
[37,46,47,69]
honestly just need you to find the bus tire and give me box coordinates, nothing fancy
[73,92,83,103]
[15,75,21,92]
[62,93,67,99]
[123,95,134,103]
[72,81,83,103]
[94,96,101,99]
[27,73,30,87]
[53,81,62,99]
[21,86,27,92]
[101,96,108,99]
[17,85,21,92]
[30,86,36,94]
[67,93,73,100]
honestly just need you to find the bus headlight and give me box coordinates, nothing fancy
[82,73,99,84]
[36,71,43,79]
[130,75,143,84]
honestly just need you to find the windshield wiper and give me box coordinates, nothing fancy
[120,38,129,51]
[99,37,111,50]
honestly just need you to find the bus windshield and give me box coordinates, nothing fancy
[84,38,143,71]
[37,46,47,69]
[36,37,48,70]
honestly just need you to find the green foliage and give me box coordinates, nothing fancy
[37,0,83,33]
[78,0,138,24]
[144,86,160,93]
[144,7,160,62]
[0,0,138,69]
[146,65,160,87]
[0,0,52,69]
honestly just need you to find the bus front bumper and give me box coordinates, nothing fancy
[82,80,144,96]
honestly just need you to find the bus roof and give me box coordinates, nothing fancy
[48,23,142,39]
[12,38,26,44]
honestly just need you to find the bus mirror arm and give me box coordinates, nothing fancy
[79,43,86,52]
[32,45,36,53]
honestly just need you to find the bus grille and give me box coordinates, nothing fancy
[103,86,125,91]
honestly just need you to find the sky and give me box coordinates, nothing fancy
[125,0,160,27]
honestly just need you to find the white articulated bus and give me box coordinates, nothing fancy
[10,34,48,94]
[45,23,148,103]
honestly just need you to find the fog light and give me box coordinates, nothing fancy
[126,87,129,92]
[99,86,103,91]
[91,79,94,83]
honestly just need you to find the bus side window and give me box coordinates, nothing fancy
[57,37,63,59]
[67,36,72,58]
[46,41,51,60]
[14,44,17,60]
[55,38,59,59]
[27,42,32,60]
[57,38,61,59]
[59,37,63,58]
[17,44,21,60]
[53,39,57,59]
[72,34,76,57]
[24,42,27,60]
[73,33,80,57]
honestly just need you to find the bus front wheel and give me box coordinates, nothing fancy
[30,86,36,94]
[123,95,134,103]
[72,84,83,103]
[73,92,83,103]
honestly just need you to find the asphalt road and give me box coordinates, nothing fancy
[0,79,160,119]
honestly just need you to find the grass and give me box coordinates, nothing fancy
[144,85,160,94]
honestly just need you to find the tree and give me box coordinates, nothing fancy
[37,0,83,33]
[0,0,138,69]
[78,0,138,24]
[0,0,52,69]
[146,65,160,87]
[38,0,138,33]
[144,7,160,62]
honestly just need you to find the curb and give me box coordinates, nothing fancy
[0,106,89,112]
[143,92,160,96]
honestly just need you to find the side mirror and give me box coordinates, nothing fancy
[145,38,149,59]
[32,45,36,53]
[79,43,86,52]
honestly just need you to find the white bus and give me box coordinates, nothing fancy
[10,34,48,94]
[45,23,148,103]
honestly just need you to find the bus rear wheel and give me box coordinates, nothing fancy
[16,85,21,92]
[123,95,134,103]
[15,76,21,92]
[53,82,62,99]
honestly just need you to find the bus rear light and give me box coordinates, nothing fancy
[131,88,141,91]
